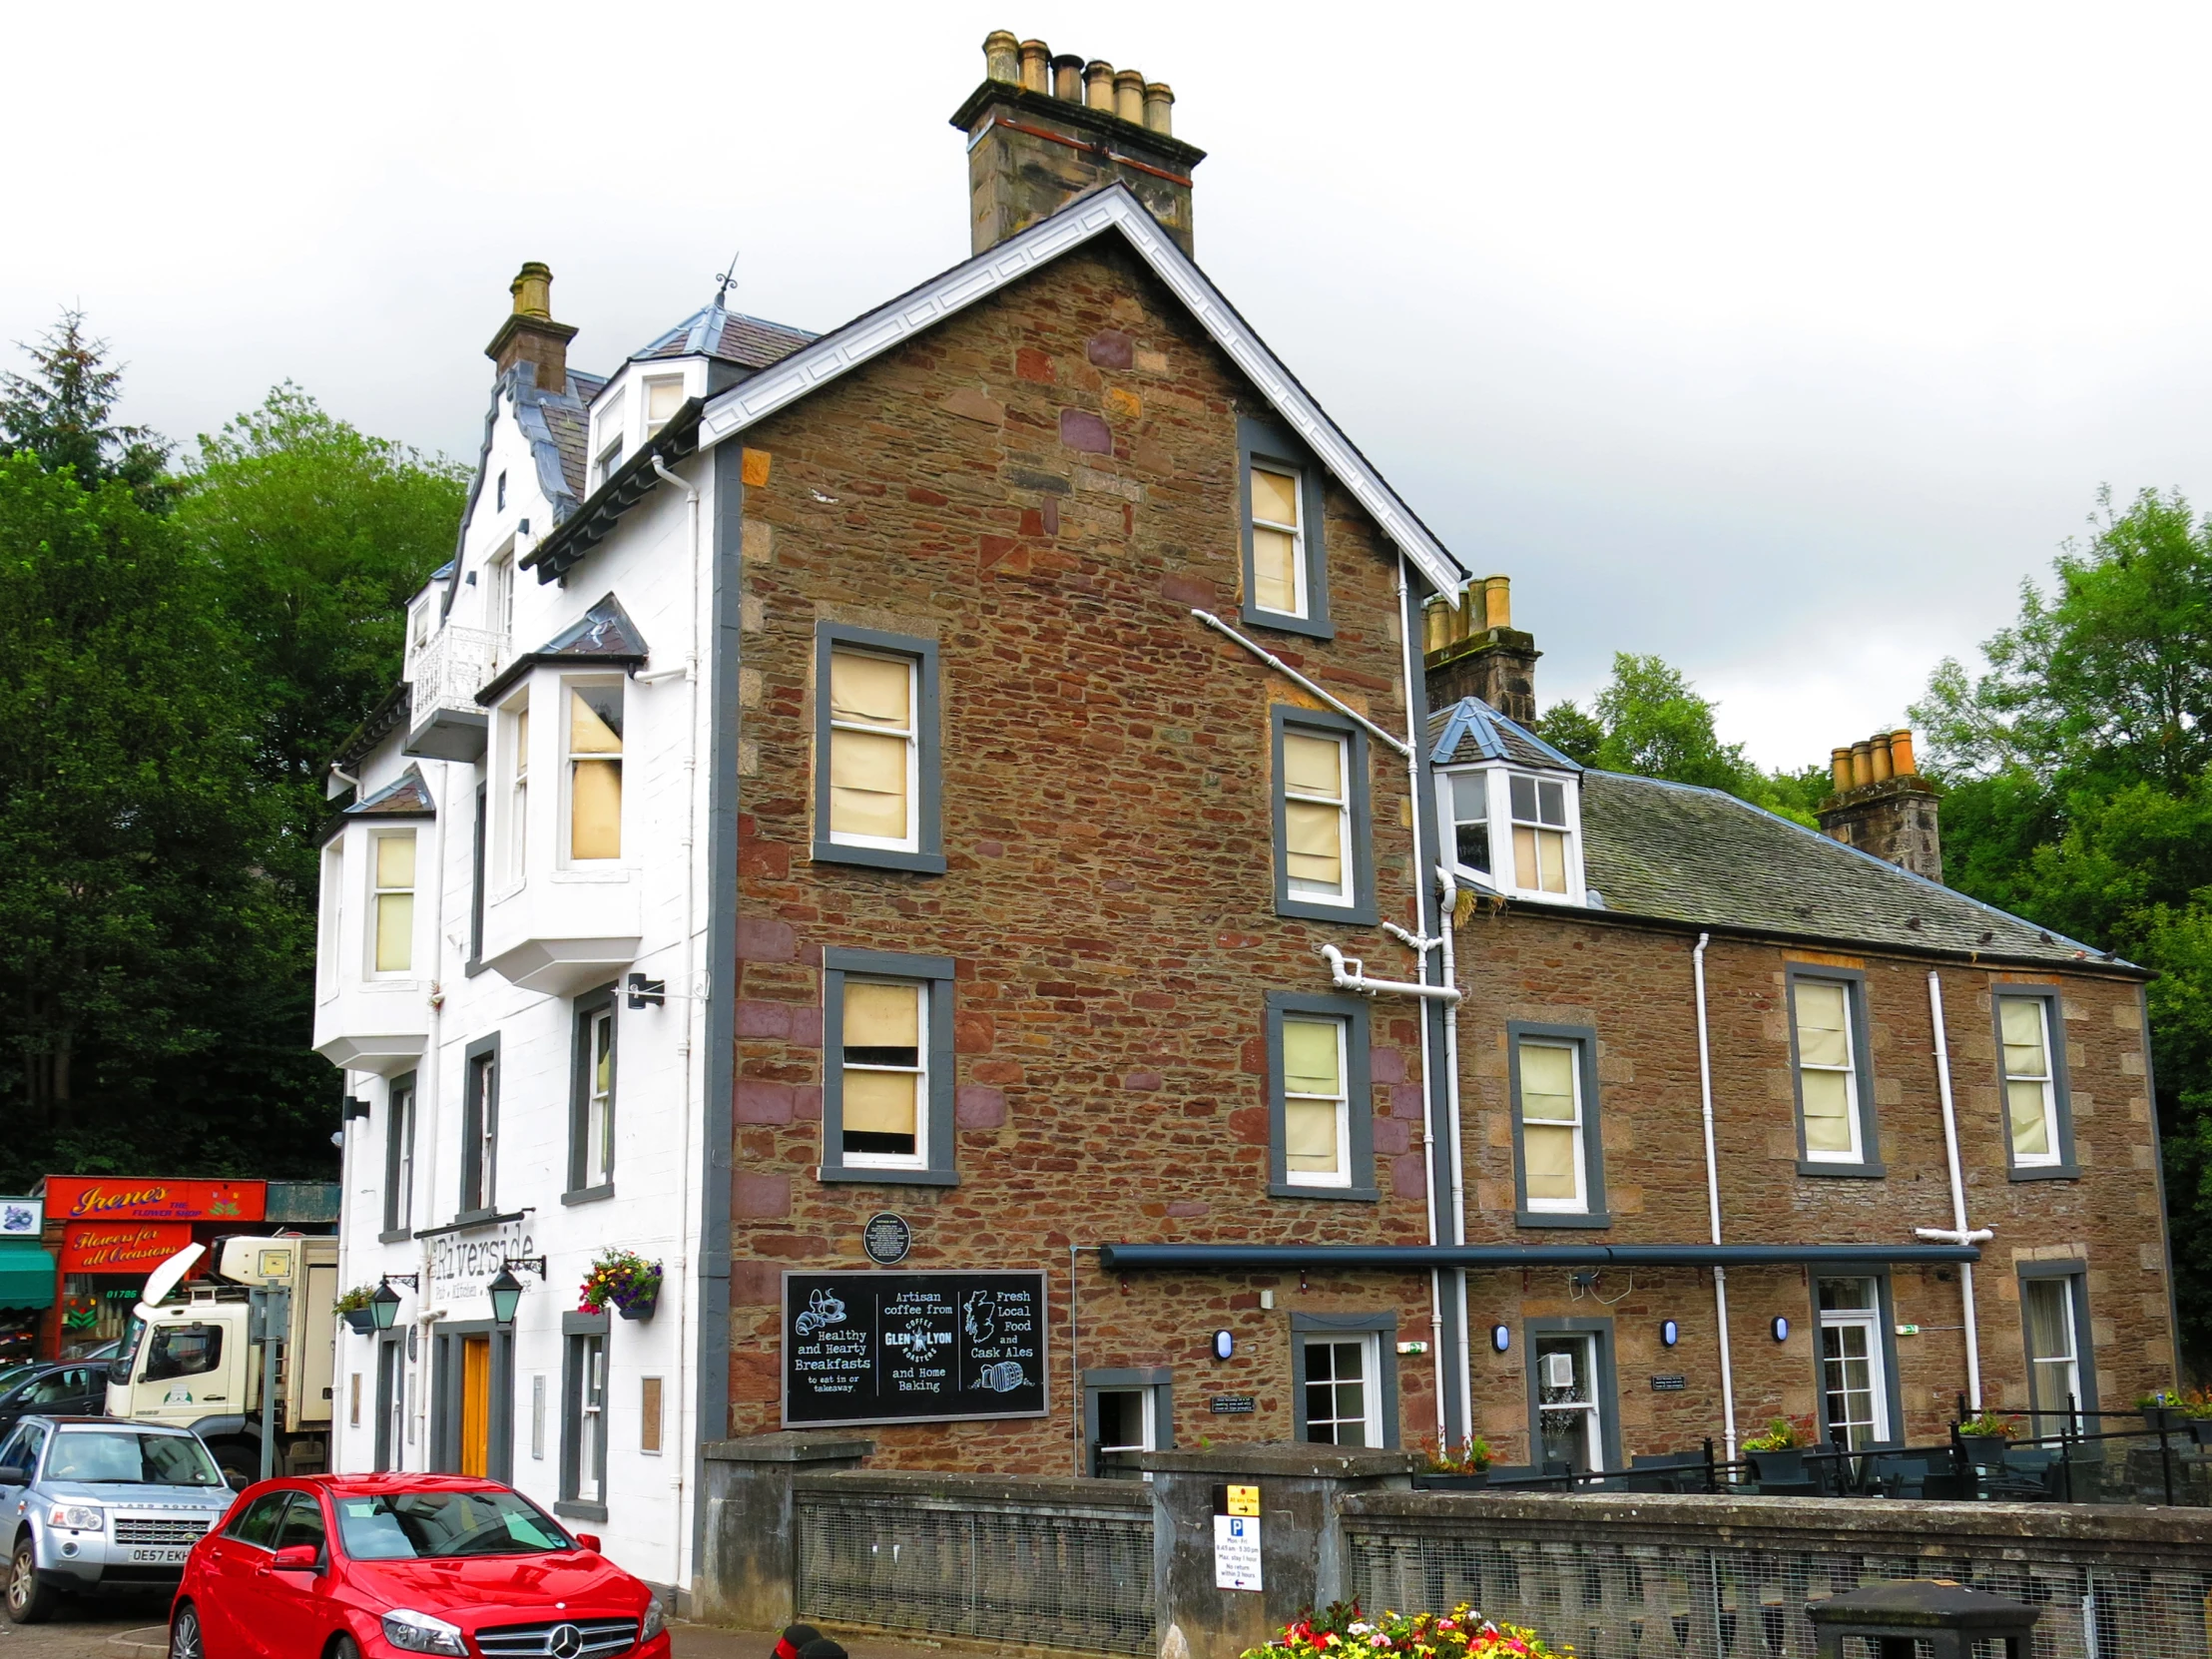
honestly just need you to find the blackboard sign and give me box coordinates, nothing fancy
[783,1270,1049,1428]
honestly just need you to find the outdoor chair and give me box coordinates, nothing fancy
[1626,1450,1710,1493]
[1865,1454,1931,1498]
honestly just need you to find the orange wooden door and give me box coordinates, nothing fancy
[460,1337,491,1476]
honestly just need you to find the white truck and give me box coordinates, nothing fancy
[104,1235,338,1485]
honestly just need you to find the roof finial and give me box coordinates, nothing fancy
[712,249,740,307]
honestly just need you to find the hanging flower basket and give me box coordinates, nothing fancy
[579,1249,663,1322]
[334,1285,380,1335]
[342,1309,377,1335]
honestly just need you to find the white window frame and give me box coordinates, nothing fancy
[1093,1387,1157,1456]
[591,391,626,491]
[1438,766,1584,904]
[837,976,930,1172]
[1792,976,1866,1165]
[1248,460,1309,621]
[366,829,417,979]
[1282,1014,1353,1190]
[642,373,687,439]
[1302,1334,1381,1447]
[826,648,920,855]
[389,1080,415,1234]
[561,677,625,866]
[2023,1277,2083,1424]
[499,692,530,889]
[583,1004,615,1188]
[1506,771,1575,898]
[1999,996,2061,1168]
[1282,728,1354,908]
[577,1336,606,1502]
[487,540,516,654]
[318,842,343,998]
[1516,1037,1587,1214]
[1817,1279,1892,1449]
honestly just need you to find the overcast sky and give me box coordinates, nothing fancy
[8,2,2207,767]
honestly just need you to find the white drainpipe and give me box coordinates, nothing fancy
[1692,931,1739,1460]
[1918,969,1990,1410]
[1320,944,1463,1003]
[1392,560,1448,1451]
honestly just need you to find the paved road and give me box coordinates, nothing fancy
[0,1612,977,1659]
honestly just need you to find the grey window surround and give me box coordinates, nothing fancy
[1994,986,2080,1181]
[372,1335,400,1472]
[2017,1259,2100,1433]
[1290,1312,1399,1448]
[1270,705,1378,925]
[1266,990,1377,1201]
[567,983,619,1200]
[558,1326,609,1520]
[1237,414,1333,642]
[381,1070,416,1241]
[1785,966,1885,1178]
[820,946,959,1187]
[1506,1022,1609,1229]
[1082,1366,1175,1471]
[466,781,487,977]
[459,1033,500,1217]
[428,1321,512,1483]
[1806,1267,1907,1451]
[811,622,946,875]
[1524,1315,1622,1471]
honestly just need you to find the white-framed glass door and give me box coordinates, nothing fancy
[1303,1336,1381,1447]
[1534,1334,1603,1471]
[1817,1278,1891,1449]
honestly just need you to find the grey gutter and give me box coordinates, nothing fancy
[1097,1243,1982,1272]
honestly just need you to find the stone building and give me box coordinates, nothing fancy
[315,26,2175,1608]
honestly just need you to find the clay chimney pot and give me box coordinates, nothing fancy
[983,30,1021,83]
[1114,69,1146,124]
[1143,81,1175,134]
[1869,732,1895,784]
[1830,748,1854,795]
[1850,741,1874,790]
[1084,60,1117,111]
[510,261,553,319]
[1889,729,1918,777]
[1051,53,1084,101]
[1482,575,1512,632]
[1019,39,1051,93]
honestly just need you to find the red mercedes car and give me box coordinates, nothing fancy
[167,1473,669,1659]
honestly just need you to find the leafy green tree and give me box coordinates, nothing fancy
[0,454,329,1186]
[173,385,467,870]
[0,309,172,508]
[1914,486,2212,1369]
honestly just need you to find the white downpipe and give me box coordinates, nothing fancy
[1193,609,1412,758]
[1692,931,1739,1460]
[652,455,706,1586]
[1319,944,1462,1003]
[1392,561,1447,1452]
[1437,867,1472,1442]
[1923,969,1986,1411]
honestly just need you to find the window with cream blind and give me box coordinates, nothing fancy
[566,683,623,861]
[1517,1040,1583,1211]
[643,375,685,438]
[371,831,415,975]
[828,650,916,848]
[1999,996,2061,1167]
[1509,775,1570,894]
[1283,730,1352,904]
[1282,1016,1350,1187]
[813,625,945,874]
[1249,464,1307,618]
[838,979,926,1165]
[1788,971,1881,1172]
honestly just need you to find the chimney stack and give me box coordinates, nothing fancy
[1817,728,1943,883]
[951,29,1207,258]
[1422,575,1540,727]
[484,261,579,393]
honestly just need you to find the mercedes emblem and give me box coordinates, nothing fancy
[547,1624,585,1659]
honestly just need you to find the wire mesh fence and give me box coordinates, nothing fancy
[795,1488,1157,1656]
[1349,1522,2212,1659]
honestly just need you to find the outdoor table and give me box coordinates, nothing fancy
[1807,1579,2039,1658]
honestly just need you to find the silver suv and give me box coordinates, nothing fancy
[0,1415,233,1623]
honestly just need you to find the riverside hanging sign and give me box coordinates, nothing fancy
[782,1270,1048,1428]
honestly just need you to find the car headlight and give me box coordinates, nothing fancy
[642,1596,667,1642]
[47,1505,102,1532]
[380,1610,468,1656]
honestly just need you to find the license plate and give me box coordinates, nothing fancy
[129,1547,190,1564]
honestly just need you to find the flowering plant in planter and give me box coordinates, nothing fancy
[1958,1409,2020,1440]
[1426,1437,1493,1475]
[2138,1387,2212,1419]
[1241,1601,1566,1659]
[333,1285,378,1315]
[1742,1415,1813,1452]
[578,1249,662,1317]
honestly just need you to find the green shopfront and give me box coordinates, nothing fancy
[0,1198,55,1367]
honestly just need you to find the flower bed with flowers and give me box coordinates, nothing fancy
[1241,1602,1567,1659]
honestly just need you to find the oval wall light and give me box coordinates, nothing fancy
[1491,1325,1511,1353]
[1771,1316,1791,1343]
[1660,1319,1679,1348]
[1212,1329,1235,1362]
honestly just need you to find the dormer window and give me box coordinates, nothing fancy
[592,391,626,490]
[643,375,685,438]
[1449,774,1491,876]
[1509,774,1570,895]
[1438,760,1585,905]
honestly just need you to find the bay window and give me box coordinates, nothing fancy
[370,830,415,976]
[565,682,623,862]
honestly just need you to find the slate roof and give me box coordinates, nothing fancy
[1577,770,2129,971]
[316,764,434,845]
[474,593,650,707]
[630,303,817,370]
[1428,697,1581,772]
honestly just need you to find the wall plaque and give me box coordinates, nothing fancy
[862,1213,911,1266]
[1209,1394,1257,1414]
[783,1270,1048,1428]
[1650,1374,1687,1391]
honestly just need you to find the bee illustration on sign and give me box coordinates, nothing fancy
[795,1289,847,1337]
